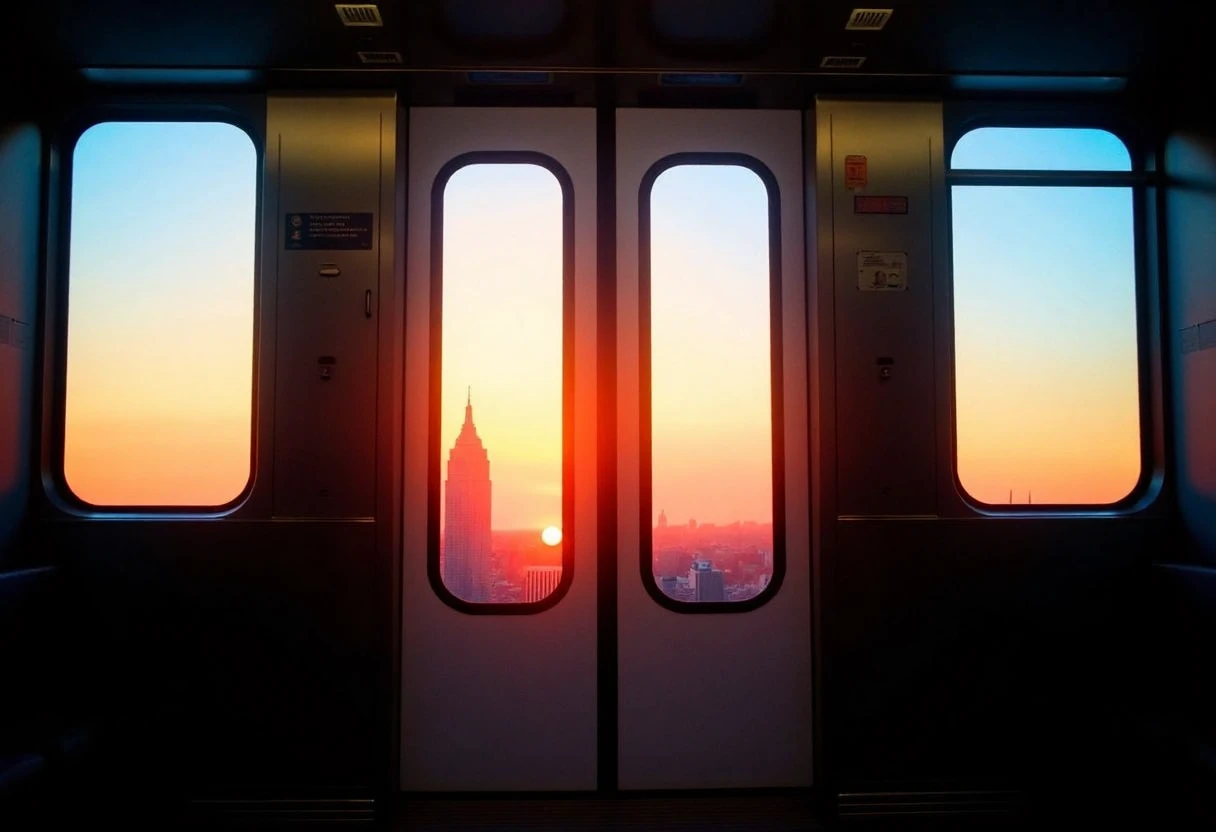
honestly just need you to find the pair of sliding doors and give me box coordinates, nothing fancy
[401,108,811,792]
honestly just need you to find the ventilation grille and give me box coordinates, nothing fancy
[821,56,867,69]
[357,50,402,64]
[846,9,893,30]
[335,4,383,27]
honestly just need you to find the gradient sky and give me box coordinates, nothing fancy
[64,121,256,507]
[61,123,1136,513]
[650,164,773,527]
[951,127,1141,505]
[441,163,563,532]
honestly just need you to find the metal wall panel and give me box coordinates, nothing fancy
[0,124,41,554]
[44,519,387,788]
[35,94,398,800]
[268,96,393,518]
[401,108,598,791]
[815,100,1165,804]
[616,109,812,789]
[819,100,942,517]
[830,516,1157,784]
[1165,132,1216,559]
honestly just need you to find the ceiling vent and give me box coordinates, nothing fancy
[357,51,402,65]
[820,56,867,69]
[846,9,893,30]
[335,4,383,27]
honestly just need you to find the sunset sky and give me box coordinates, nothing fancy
[441,163,564,532]
[62,123,1137,512]
[951,127,1141,505]
[649,164,773,527]
[64,121,256,507]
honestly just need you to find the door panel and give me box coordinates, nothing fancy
[401,108,598,791]
[615,109,813,789]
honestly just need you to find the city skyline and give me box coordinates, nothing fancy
[440,393,564,604]
[651,511,774,603]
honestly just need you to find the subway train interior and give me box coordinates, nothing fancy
[2,0,1216,828]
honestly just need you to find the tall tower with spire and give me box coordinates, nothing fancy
[443,389,492,602]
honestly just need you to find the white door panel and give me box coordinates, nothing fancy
[401,108,598,791]
[616,109,812,789]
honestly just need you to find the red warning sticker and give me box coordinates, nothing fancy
[844,154,868,189]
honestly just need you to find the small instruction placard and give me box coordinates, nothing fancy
[854,195,908,214]
[857,251,908,292]
[285,213,374,250]
[0,315,29,351]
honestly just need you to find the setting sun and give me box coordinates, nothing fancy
[541,526,562,547]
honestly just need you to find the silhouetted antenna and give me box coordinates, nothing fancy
[1009,488,1012,505]
[467,386,471,407]
[1028,490,1032,505]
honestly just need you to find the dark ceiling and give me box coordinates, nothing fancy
[0,1,1199,105]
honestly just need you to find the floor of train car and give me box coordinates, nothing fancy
[181,795,1029,830]
[400,796,826,831]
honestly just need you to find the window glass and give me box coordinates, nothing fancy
[648,163,775,603]
[64,121,256,507]
[439,163,564,604]
[951,127,1141,506]
[950,127,1132,171]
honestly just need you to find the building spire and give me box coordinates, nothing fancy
[455,384,484,448]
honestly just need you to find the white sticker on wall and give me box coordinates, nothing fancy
[857,251,908,291]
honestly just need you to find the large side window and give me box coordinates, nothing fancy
[949,126,1143,507]
[63,121,257,508]
[641,156,783,609]
[431,156,572,610]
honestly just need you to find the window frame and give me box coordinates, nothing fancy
[46,107,263,516]
[426,151,575,615]
[638,152,786,613]
[944,116,1158,514]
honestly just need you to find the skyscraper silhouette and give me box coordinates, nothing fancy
[443,390,492,602]
[690,558,725,602]
[523,565,562,603]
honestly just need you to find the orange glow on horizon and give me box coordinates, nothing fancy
[952,180,1142,507]
[440,164,563,532]
[649,164,774,527]
[63,122,255,507]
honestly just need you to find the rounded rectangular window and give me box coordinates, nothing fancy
[63,121,257,508]
[642,157,782,609]
[432,156,571,610]
[949,126,1143,507]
